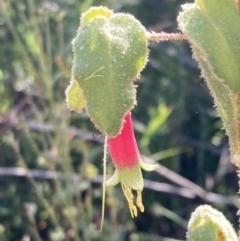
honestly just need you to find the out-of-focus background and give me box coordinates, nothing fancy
[0,0,238,240]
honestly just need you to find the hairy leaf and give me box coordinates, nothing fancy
[69,7,148,136]
[178,0,240,165]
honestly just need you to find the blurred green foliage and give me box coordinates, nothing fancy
[0,0,238,240]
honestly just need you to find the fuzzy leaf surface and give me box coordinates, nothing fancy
[187,205,238,241]
[71,7,148,136]
[178,0,240,165]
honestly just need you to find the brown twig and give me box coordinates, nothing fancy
[142,155,238,206]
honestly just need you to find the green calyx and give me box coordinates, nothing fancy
[187,205,238,241]
[66,7,148,137]
[106,165,143,191]
[105,161,158,191]
[178,0,240,166]
[105,161,157,217]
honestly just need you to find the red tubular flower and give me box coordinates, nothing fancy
[106,111,158,217]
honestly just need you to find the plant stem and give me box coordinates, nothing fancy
[147,31,187,42]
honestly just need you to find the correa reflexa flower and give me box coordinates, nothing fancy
[106,111,158,217]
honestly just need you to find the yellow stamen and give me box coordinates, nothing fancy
[121,182,144,217]
[128,199,137,217]
[126,187,133,199]
[137,191,144,212]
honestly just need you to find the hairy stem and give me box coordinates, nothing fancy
[147,31,187,42]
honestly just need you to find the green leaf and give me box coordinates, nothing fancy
[187,205,238,241]
[141,101,172,147]
[178,0,240,166]
[70,7,148,136]
[178,0,240,91]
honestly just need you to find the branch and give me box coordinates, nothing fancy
[26,121,104,143]
[0,167,237,205]
[142,155,237,205]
